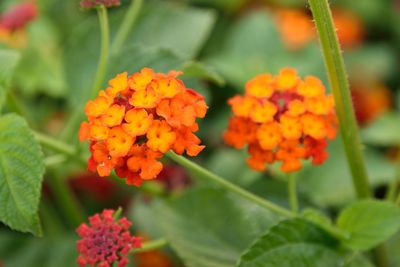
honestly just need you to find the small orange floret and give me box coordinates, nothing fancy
[79,68,207,185]
[147,121,176,153]
[122,109,153,136]
[245,74,274,98]
[224,68,337,172]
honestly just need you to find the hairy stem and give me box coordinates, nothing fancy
[308,0,371,199]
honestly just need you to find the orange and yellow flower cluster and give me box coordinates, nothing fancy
[79,68,207,186]
[223,68,338,172]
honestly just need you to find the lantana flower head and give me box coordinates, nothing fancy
[223,68,338,172]
[80,0,121,9]
[76,209,142,267]
[79,68,208,186]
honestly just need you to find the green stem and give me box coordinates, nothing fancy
[34,132,76,156]
[308,0,371,199]
[60,4,110,142]
[111,0,143,55]
[374,244,390,267]
[288,173,298,214]
[44,154,67,167]
[166,151,294,218]
[395,191,400,206]
[130,239,168,254]
[46,172,86,227]
[40,201,64,238]
[90,5,110,98]
[386,164,400,201]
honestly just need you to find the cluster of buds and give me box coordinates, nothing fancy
[224,68,338,172]
[79,68,207,186]
[80,0,120,9]
[76,209,142,267]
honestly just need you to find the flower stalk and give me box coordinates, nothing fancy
[166,151,295,218]
[288,173,298,214]
[111,0,143,55]
[308,0,371,198]
[130,239,169,254]
[61,4,110,142]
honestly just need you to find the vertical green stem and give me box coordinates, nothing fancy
[288,173,298,214]
[90,5,110,98]
[61,4,110,141]
[111,0,143,55]
[308,0,371,198]
[46,172,86,227]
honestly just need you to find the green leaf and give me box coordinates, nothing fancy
[131,187,281,267]
[0,114,45,236]
[180,61,225,86]
[361,112,400,146]
[0,49,20,111]
[204,11,326,90]
[129,2,216,59]
[0,230,78,267]
[13,18,66,97]
[237,218,342,267]
[299,138,396,207]
[337,200,400,250]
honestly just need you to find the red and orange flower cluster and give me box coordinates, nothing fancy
[224,68,338,172]
[0,1,37,47]
[76,209,142,267]
[79,68,207,186]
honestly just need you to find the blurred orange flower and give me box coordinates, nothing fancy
[224,68,337,172]
[333,8,364,49]
[275,9,316,50]
[351,82,391,126]
[80,68,207,186]
[274,8,363,49]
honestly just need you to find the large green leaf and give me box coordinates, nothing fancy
[0,49,20,111]
[131,187,281,267]
[299,138,396,207]
[237,219,342,267]
[337,200,400,250]
[0,114,45,235]
[361,112,400,146]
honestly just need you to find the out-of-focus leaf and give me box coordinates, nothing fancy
[237,219,341,267]
[65,1,216,106]
[0,114,44,236]
[345,45,396,82]
[361,112,400,146]
[0,230,78,267]
[180,61,225,86]
[337,200,400,250]
[13,18,66,97]
[128,2,216,59]
[205,11,326,90]
[185,0,247,13]
[0,49,20,111]
[131,187,281,267]
[299,138,396,207]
